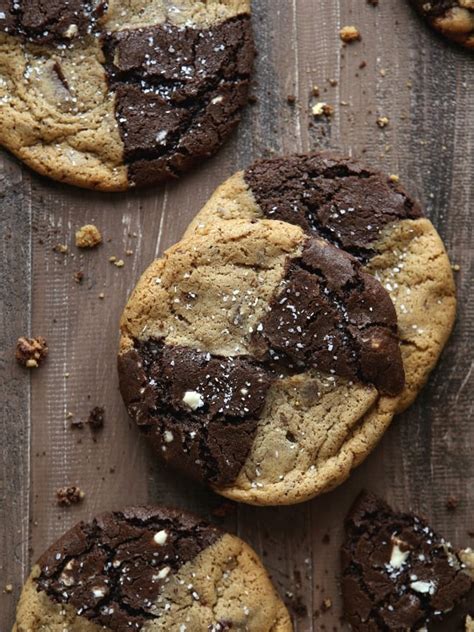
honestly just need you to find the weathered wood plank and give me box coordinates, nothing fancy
[0,156,31,625]
[0,0,473,630]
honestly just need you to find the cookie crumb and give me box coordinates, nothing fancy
[312,102,333,117]
[452,263,461,272]
[321,597,332,611]
[376,116,390,128]
[53,243,68,254]
[287,94,296,105]
[359,60,367,69]
[73,271,84,284]
[56,486,85,506]
[389,174,400,183]
[114,259,125,268]
[4,584,13,593]
[125,249,134,256]
[98,292,105,299]
[446,496,459,511]
[75,224,102,248]
[88,406,105,431]
[15,336,48,368]
[339,26,361,43]
[312,85,320,97]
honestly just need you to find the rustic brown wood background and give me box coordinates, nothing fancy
[1,1,473,629]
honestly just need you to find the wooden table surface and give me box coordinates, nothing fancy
[1,1,473,630]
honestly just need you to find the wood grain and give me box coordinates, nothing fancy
[0,0,473,630]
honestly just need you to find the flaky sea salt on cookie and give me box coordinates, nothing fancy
[13,506,291,632]
[185,152,457,415]
[0,0,254,190]
[341,492,474,630]
[118,219,406,505]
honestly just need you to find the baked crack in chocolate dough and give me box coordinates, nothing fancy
[409,0,474,49]
[119,219,405,505]
[0,1,254,190]
[13,506,292,631]
[185,152,457,415]
[342,493,474,631]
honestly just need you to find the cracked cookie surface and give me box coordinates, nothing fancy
[185,152,456,415]
[13,506,292,632]
[409,0,474,49]
[341,492,474,631]
[119,219,406,504]
[0,0,254,190]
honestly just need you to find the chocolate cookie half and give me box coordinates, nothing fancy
[185,152,457,415]
[341,492,474,631]
[13,506,292,632]
[119,219,406,505]
[409,0,474,49]
[0,0,254,190]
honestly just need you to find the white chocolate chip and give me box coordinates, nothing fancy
[389,544,410,569]
[410,580,437,595]
[64,24,78,38]
[164,430,174,443]
[153,566,171,580]
[92,587,106,598]
[182,390,204,410]
[153,530,168,546]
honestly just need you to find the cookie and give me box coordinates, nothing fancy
[13,506,291,632]
[341,492,474,631]
[0,1,254,190]
[119,218,407,505]
[409,0,474,49]
[185,152,457,415]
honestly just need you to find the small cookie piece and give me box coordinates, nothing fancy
[185,152,456,414]
[341,492,474,631]
[55,486,85,507]
[13,506,291,632]
[119,219,405,505]
[15,335,48,368]
[409,0,474,49]
[0,1,254,190]
[75,224,102,248]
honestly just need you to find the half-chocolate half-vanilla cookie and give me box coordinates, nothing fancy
[13,506,292,631]
[119,219,407,505]
[341,492,474,631]
[0,0,254,190]
[185,152,457,415]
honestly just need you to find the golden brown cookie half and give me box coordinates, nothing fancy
[0,0,254,190]
[119,218,411,505]
[13,506,291,632]
[409,0,474,49]
[185,152,457,415]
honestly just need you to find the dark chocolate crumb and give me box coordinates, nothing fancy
[88,406,105,432]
